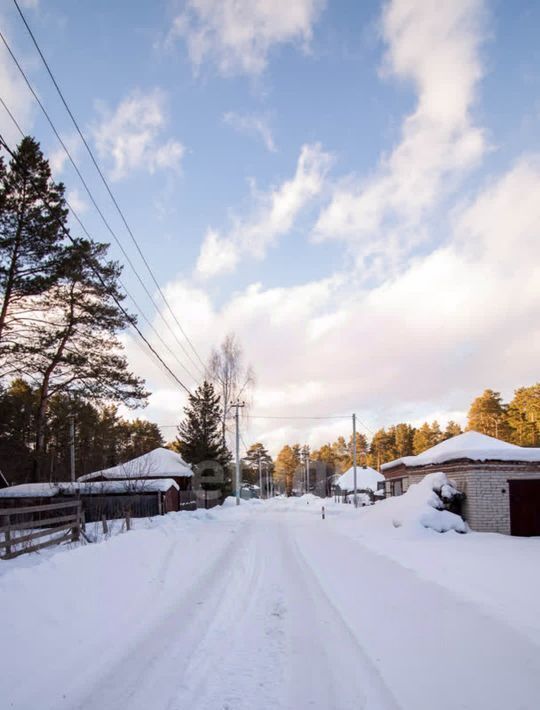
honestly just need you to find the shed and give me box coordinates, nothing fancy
[0,478,180,521]
[78,447,193,490]
[382,431,540,535]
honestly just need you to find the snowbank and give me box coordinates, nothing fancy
[360,472,467,533]
[382,430,540,470]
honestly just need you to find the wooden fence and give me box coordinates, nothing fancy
[0,499,81,560]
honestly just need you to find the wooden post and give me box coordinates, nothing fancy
[101,515,109,535]
[2,514,11,557]
[322,506,325,520]
[125,509,131,531]
[72,501,81,542]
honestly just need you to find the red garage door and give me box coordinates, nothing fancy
[509,479,540,536]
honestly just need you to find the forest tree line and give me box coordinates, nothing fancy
[272,385,540,488]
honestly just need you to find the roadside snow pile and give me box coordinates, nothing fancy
[222,495,263,507]
[364,473,466,533]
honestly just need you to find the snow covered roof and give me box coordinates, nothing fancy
[382,431,540,471]
[0,482,59,498]
[0,478,180,498]
[78,447,192,482]
[336,466,384,492]
[67,479,179,494]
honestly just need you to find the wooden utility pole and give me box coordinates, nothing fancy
[69,413,76,483]
[231,401,245,505]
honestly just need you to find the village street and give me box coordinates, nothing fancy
[3,498,539,710]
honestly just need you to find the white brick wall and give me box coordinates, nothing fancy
[407,469,514,534]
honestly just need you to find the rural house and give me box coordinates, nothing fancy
[382,431,540,535]
[79,447,193,489]
[78,447,195,513]
[334,465,384,503]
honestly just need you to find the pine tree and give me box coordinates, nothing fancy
[12,238,147,480]
[413,423,433,455]
[343,432,368,470]
[467,389,510,440]
[412,421,443,454]
[444,420,463,439]
[0,137,67,346]
[393,423,415,457]
[176,381,230,467]
[507,384,540,446]
[368,428,396,468]
[330,436,349,472]
[311,443,335,466]
[274,444,300,496]
[243,442,273,488]
[120,419,164,460]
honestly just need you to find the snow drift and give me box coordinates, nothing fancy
[363,473,467,533]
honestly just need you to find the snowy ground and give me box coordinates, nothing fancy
[1,496,540,710]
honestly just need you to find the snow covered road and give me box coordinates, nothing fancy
[2,499,540,709]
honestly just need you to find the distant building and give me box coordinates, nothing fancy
[292,460,335,497]
[333,465,385,503]
[382,431,540,535]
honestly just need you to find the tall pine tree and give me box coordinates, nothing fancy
[467,389,510,440]
[506,384,540,446]
[12,237,147,480]
[0,137,66,346]
[176,381,230,467]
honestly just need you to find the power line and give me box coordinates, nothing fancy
[0,130,192,395]
[11,0,207,375]
[249,415,351,420]
[156,414,374,431]
[0,95,197,388]
[0,27,202,384]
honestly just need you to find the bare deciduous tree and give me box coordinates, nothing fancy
[206,333,255,446]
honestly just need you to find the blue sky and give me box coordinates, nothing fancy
[1,0,540,452]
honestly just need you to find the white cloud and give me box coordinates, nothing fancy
[121,0,538,456]
[66,188,88,214]
[315,0,487,270]
[169,0,325,76]
[126,154,540,454]
[195,143,332,278]
[223,111,276,152]
[92,89,185,181]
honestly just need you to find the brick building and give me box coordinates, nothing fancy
[382,431,540,535]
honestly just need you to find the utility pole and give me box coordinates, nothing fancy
[353,413,358,508]
[231,401,245,505]
[69,412,76,483]
[258,451,263,499]
[305,445,310,495]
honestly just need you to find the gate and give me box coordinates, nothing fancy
[509,479,540,536]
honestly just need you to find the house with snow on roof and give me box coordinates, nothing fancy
[334,465,385,504]
[382,431,540,535]
[78,447,193,490]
